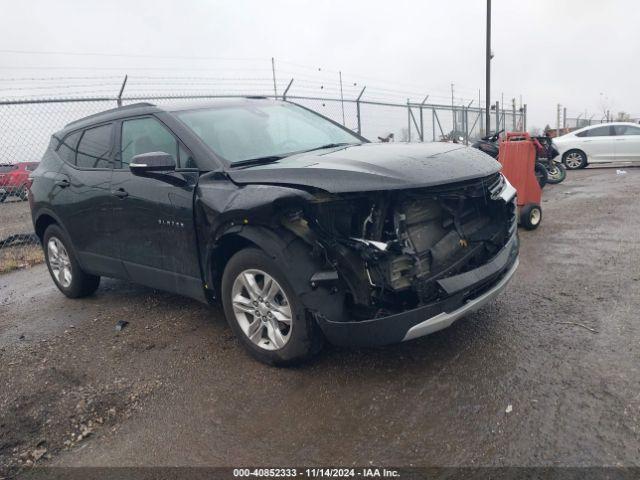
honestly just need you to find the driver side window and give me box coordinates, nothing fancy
[121,117,178,168]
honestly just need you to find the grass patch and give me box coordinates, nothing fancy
[0,244,44,274]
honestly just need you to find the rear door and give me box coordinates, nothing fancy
[52,124,123,277]
[577,125,615,162]
[109,115,202,298]
[612,124,640,162]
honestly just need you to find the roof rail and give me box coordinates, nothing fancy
[64,102,156,128]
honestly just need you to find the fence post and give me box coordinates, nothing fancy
[495,101,500,131]
[117,75,128,107]
[339,71,345,125]
[419,95,428,142]
[512,98,516,131]
[523,104,527,132]
[563,107,567,129]
[407,98,411,142]
[463,106,468,144]
[356,86,366,135]
[271,57,278,98]
[432,108,436,141]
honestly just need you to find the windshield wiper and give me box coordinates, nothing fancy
[231,155,286,168]
[299,142,361,154]
[231,143,361,167]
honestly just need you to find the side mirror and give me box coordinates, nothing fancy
[129,152,176,174]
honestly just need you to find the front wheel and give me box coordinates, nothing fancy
[520,204,542,230]
[221,248,324,366]
[43,225,100,298]
[546,162,567,184]
[563,150,587,169]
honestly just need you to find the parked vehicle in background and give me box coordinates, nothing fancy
[0,162,39,202]
[29,98,519,365]
[553,122,640,169]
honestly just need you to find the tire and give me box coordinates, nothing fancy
[520,204,542,230]
[18,184,28,201]
[535,162,548,189]
[563,150,587,169]
[43,224,100,298]
[0,192,7,203]
[546,162,567,184]
[221,248,324,366]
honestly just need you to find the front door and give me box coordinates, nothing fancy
[581,125,615,163]
[613,124,640,162]
[109,116,203,299]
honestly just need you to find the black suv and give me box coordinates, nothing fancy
[30,98,519,365]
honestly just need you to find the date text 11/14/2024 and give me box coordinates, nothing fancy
[232,468,401,478]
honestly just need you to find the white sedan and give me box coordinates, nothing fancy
[553,122,640,169]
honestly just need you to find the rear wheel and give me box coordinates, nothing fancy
[0,192,7,203]
[221,248,323,366]
[563,150,587,169]
[535,162,548,188]
[43,225,100,298]
[546,162,567,184]
[520,204,542,230]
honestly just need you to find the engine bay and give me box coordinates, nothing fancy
[283,173,516,318]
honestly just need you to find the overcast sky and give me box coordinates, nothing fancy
[1,0,639,130]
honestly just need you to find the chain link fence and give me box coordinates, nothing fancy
[565,116,640,130]
[0,92,526,273]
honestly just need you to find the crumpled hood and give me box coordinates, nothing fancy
[226,142,501,193]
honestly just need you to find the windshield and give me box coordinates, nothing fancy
[175,102,363,164]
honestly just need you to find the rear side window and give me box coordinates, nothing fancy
[613,125,640,136]
[76,124,114,169]
[0,165,16,173]
[56,131,82,165]
[25,164,38,171]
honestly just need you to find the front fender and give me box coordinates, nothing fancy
[205,225,346,323]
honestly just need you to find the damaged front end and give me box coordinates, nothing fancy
[281,172,519,346]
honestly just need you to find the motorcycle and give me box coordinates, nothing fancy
[471,130,549,188]
[532,136,566,184]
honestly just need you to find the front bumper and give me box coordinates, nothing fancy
[316,233,519,347]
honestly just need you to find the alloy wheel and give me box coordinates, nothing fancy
[47,237,72,288]
[565,152,583,169]
[231,269,293,351]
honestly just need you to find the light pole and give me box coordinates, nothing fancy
[451,83,455,133]
[485,0,492,132]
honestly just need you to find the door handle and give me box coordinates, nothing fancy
[111,188,129,199]
[54,178,70,188]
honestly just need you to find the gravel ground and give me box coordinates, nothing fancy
[1,167,639,470]
[0,197,34,240]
